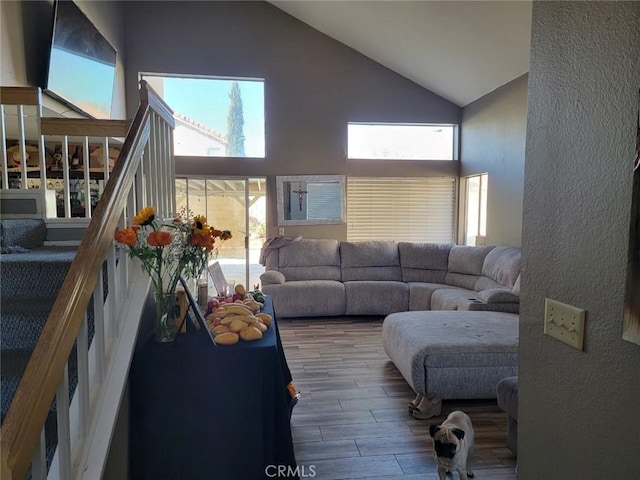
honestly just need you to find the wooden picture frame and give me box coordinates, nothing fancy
[178,276,203,332]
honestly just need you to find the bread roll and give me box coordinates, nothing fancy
[214,332,239,345]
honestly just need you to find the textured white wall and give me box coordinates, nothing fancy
[520,2,640,478]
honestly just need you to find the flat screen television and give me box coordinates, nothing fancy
[45,0,117,119]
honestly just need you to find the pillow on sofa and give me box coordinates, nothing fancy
[477,288,520,304]
[260,270,286,285]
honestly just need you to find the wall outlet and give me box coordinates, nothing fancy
[544,298,586,350]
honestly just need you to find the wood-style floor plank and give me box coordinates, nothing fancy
[280,316,517,479]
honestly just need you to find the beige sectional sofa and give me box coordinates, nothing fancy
[260,239,521,318]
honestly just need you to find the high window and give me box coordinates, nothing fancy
[140,74,265,158]
[347,123,457,160]
[347,177,456,242]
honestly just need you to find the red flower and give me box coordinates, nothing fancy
[147,231,172,247]
[115,228,137,247]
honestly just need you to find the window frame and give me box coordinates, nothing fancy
[462,173,488,246]
[346,122,459,161]
[139,72,266,159]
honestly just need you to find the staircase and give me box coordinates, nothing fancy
[0,218,99,472]
[0,219,75,468]
[0,81,177,480]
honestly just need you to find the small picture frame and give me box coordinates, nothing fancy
[178,276,203,332]
[208,261,228,296]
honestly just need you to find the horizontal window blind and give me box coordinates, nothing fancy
[307,182,342,220]
[347,177,456,242]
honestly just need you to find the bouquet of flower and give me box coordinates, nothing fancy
[114,206,232,302]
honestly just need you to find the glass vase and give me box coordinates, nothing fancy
[154,292,179,343]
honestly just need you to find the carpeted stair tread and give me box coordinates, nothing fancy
[1,247,77,300]
[2,343,83,416]
[1,299,54,346]
[1,219,90,475]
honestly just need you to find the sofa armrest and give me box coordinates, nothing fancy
[458,298,519,314]
[260,270,286,285]
[477,288,520,304]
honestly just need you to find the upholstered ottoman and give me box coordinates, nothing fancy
[382,310,519,419]
[497,376,519,454]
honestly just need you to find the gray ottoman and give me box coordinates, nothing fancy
[497,376,519,454]
[382,310,519,418]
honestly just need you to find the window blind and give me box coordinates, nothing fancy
[346,177,456,242]
[307,182,342,220]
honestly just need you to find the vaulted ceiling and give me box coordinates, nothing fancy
[269,1,532,107]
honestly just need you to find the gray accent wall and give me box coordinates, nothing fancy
[121,1,461,240]
[461,75,528,247]
[520,2,640,478]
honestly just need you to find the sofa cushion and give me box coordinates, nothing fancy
[399,242,451,283]
[263,280,345,317]
[497,376,519,419]
[512,274,521,295]
[480,246,521,289]
[445,246,495,289]
[430,287,477,310]
[344,281,408,315]
[447,245,495,275]
[274,239,342,281]
[476,288,520,304]
[260,270,285,285]
[407,282,450,311]
[341,241,401,281]
[458,299,520,314]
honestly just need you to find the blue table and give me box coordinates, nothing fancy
[129,296,298,480]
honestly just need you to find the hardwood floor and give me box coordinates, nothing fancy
[279,317,517,480]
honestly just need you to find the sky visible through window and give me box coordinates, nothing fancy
[348,123,455,160]
[144,75,265,157]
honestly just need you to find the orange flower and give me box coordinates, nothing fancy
[115,228,137,247]
[190,233,206,247]
[191,233,214,250]
[220,230,232,241]
[147,231,172,247]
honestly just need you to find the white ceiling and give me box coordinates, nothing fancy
[269,1,532,107]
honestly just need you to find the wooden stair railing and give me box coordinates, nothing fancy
[0,80,176,480]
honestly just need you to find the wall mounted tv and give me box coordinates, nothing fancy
[45,0,116,119]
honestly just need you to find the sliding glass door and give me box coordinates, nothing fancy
[175,177,266,294]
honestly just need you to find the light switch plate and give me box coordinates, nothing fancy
[544,298,586,350]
